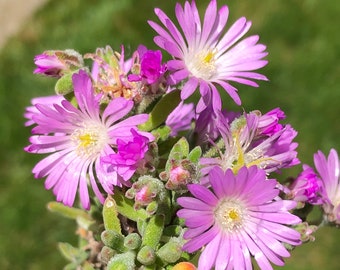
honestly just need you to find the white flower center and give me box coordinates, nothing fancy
[186,49,217,80]
[71,122,109,158]
[214,199,247,233]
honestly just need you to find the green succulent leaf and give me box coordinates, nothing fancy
[139,90,181,131]
[58,242,88,264]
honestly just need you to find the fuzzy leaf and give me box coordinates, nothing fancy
[141,215,165,249]
[165,137,190,171]
[58,242,88,264]
[107,251,136,270]
[47,202,91,221]
[103,196,122,233]
[55,72,74,95]
[188,146,202,163]
[139,90,181,131]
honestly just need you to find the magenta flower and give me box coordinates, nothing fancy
[148,0,268,111]
[177,166,301,270]
[34,53,66,77]
[289,165,323,205]
[200,110,299,184]
[165,101,195,136]
[101,129,151,185]
[34,49,83,77]
[258,107,285,136]
[25,70,150,209]
[128,45,167,85]
[313,149,340,224]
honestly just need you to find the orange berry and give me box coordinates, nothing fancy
[172,262,196,270]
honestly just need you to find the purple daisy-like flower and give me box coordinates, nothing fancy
[200,110,299,184]
[177,166,301,270]
[25,70,151,209]
[313,149,340,224]
[148,0,268,111]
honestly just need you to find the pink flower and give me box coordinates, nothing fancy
[313,149,340,224]
[34,53,66,77]
[200,110,299,184]
[148,0,268,111]
[289,165,323,205]
[25,70,150,209]
[177,166,301,269]
[258,107,285,136]
[128,45,167,85]
[34,49,83,77]
[101,129,151,184]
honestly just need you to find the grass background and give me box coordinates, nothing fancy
[0,0,339,269]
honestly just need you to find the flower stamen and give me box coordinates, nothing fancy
[214,199,246,233]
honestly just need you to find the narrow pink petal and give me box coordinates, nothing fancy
[183,220,213,239]
[215,234,231,270]
[198,232,221,270]
[209,166,226,198]
[188,184,219,206]
[214,80,241,105]
[240,230,273,270]
[250,211,301,225]
[183,226,219,253]
[181,78,199,99]
[249,200,297,213]
[177,197,212,211]
[200,0,218,45]
[79,161,91,210]
[102,97,133,125]
[177,209,213,227]
[89,161,105,204]
[217,17,251,53]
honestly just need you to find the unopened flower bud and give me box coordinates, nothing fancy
[34,49,83,77]
[137,245,156,266]
[127,175,166,210]
[166,165,191,190]
[294,221,318,242]
[135,185,156,207]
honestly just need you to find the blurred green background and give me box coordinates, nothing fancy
[0,0,339,269]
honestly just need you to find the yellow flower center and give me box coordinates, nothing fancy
[214,199,247,233]
[187,49,217,80]
[71,122,108,158]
